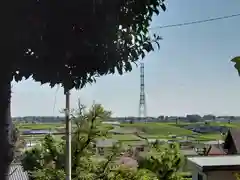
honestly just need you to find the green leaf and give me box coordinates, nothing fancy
[231,56,240,76]
[160,4,167,11]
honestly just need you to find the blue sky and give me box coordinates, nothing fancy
[11,0,240,117]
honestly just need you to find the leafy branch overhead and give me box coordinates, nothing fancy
[13,0,166,90]
[231,56,240,76]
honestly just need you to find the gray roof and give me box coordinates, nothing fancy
[188,155,240,172]
[203,140,224,145]
[22,129,56,135]
[9,164,29,180]
[180,149,198,156]
[96,139,118,147]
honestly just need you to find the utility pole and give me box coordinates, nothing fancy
[65,90,71,180]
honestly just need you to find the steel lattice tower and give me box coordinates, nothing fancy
[138,62,147,120]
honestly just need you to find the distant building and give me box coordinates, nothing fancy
[95,139,118,155]
[22,129,56,135]
[102,121,120,126]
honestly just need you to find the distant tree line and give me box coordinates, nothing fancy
[13,114,240,123]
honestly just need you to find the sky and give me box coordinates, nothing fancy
[11,0,240,117]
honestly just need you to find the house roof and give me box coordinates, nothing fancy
[225,129,240,153]
[9,164,29,180]
[95,139,118,147]
[180,149,198,156]
[206,145,226,155]
[188,155,240,172]
[102,121,120,125]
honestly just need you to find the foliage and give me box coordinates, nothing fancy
[1,1,168,179]
[22,103,185,180]
[235,173,240,180]
[12,0,166,90]
[10,125,26,163]
[22,104,135,180]
[231,56,240,76]
[138,143,185,180]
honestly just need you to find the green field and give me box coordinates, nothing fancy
[19,121,236,177]
[18,121,240,143]
[120,122,227,141]
[17,123,64,130]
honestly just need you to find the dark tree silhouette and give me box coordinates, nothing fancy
[0,0,166,179]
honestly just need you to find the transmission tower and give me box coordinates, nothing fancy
[138,62,147,120]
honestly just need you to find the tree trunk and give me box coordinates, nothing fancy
[0,72,13,180]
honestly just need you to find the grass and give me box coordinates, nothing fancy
[17,123,64,130]
[122,122,194,137]
[19,121,238,144]
[120,122,231,141]
[209,122,240,128]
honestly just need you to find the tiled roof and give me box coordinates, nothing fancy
[9,164,29,180]
[229,129,240,153]
[207,145,226,155]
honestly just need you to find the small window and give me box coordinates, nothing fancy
[198,173,203,180]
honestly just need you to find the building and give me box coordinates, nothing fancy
[223,129,240,154]
[205,145,226,156]
[199,129,240,156]
[188,155,240,180]
[102,121,120,126]
[95,139,118,155]
[180,149,198,156]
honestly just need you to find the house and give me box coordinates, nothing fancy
[9,163,29,180]
[180,149,198,156]
[188,155,240,180]
[95,139,118,155]
[102,121,120,126]
[205,145,226,156]
[130,140,149,152]
[223,129,240,154]
[204,140,224,146]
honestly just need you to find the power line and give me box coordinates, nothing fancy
[149,13,240,30]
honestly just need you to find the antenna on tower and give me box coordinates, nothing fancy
[138,62,147,122]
